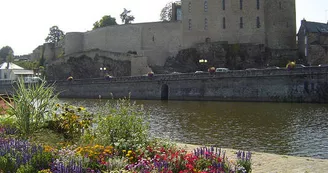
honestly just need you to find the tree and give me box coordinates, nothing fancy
[160,2,173,21]
[120,8,135,24]
[93,15,118,29]
[0,46,14,63]
[45,26,64,44]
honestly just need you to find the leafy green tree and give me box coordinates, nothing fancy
[160,2,173,21]
[45,26,64,44]
[15,61,39,70]
[0,46,14,63]
[93,15,118,29]
[120,8,135,24]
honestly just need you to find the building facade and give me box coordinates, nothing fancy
[182,0,296,49]
[298,19,328,65]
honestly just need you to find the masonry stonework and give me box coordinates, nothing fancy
[57,0,295,70]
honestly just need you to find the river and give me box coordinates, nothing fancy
[59,98,328,159]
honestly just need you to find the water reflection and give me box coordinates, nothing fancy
[59,99,328,159]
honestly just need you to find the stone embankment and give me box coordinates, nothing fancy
[177,143,328,173]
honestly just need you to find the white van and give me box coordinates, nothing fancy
[215,68,229,72]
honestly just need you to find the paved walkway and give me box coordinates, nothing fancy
[177,143,328,173]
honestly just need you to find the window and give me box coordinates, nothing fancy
[204,0,208,12]
[204,18,208,30]
[188,2,192,13]
[279,2,282,9]
[240,17,243,28]
[4,73,7,79]
[305,48,308,57]
[188,19,192,30]
[256,16,260,28]
[223,17,226,29]
[240,0,243,10]
[222,0,225,10]
[257,0,260,10]
[305,36,308,45]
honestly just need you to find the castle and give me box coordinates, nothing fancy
[33,0,297,78]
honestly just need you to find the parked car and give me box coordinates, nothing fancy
[266,66,280,69]
[195,71,205,74]
[245,68,258,71]
[295,64,306,68]
[171,72,181,75]
[215,68,229,72]
[318,64,328,67]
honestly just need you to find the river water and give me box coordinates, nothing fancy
[59,98,328,159]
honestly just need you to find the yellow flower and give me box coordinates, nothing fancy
[128,150,132,154]
[126,154,130,157]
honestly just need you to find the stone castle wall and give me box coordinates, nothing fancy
[64,22,182,67]
[264,0,296,49]
[48,67,328,103]
[181,0,266,48]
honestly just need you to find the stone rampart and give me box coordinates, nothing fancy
[2,67,328,103]
[49,67,328,103]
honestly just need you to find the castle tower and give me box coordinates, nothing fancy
[181,0,296,49]
[264,0,296,49]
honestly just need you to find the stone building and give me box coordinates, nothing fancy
[297,19,328,65]
[30,0,297,79]
[181,0,296,49]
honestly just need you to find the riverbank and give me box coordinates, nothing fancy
[177,143,328,173]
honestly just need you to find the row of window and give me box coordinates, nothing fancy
[188,0,261,12]
[187,0,288,13]
[188,17,261,30]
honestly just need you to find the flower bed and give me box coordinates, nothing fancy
[0,79,252,172]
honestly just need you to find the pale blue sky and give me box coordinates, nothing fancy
[0,0,327,55]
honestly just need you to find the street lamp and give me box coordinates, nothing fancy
[199,59,208,71]
[100,67,107,77]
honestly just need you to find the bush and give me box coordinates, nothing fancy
[4,78,58,138]
[51,104,93,140]
[90,99,150,151]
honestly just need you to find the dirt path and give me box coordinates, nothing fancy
[176,143,328,173]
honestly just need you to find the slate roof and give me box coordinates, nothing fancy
[303,21,328,33]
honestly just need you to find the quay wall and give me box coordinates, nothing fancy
[53,67,328,103]
[1,67,328,103]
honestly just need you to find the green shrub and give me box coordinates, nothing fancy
[30,151,52,171]
[51,104,93,140]
[16,164,35,173]
[4,78,58,138]
[0,155,16,172]
[90,99,150,150]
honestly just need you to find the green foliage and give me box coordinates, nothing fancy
[89,99,150,150]
[0,155,16,172]
[45,25,64,44]
[0,46,14,63]
[30,152,52,170]
[120,8,135,24]
[17,164,35,173]
[4,78,58,138]
[0,114,16,128]
[51,104,93,140]
[160,2,173,21]
[93,15,117,29]
[238,159,252,173]
[15,61,39,70]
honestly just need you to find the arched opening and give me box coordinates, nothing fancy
[161,84,169,100]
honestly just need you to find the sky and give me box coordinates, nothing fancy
[0,0,327,56]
